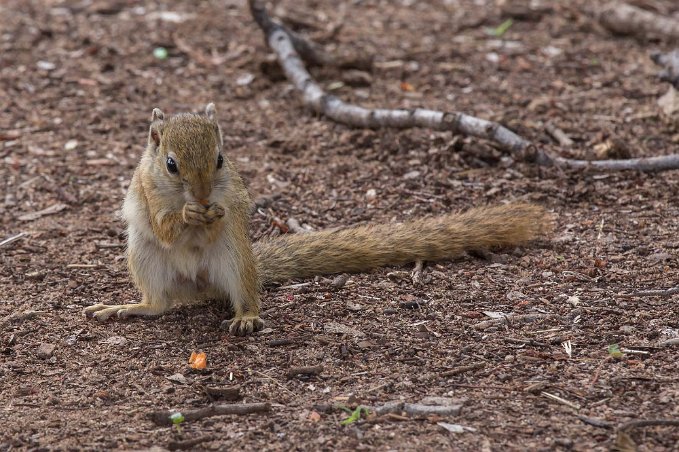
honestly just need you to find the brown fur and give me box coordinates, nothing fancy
[84,104,551,336]
[255,203,549,285]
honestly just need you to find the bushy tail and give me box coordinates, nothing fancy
[253,203,550,286]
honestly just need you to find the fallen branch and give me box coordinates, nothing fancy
[652,50,679,89]
[148,403,271,426]
[618,286,679,298]
[249,0,679,173]
[619,418,679,431]
[599,2,679,41]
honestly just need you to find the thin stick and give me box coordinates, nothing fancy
[148,403,271,426]
[0,232,26,247]
[474,313,558,330]
[576,414,613,429]
[545,123,574,147]
[618,286,679,298]
[248,0,679,173]
[440,362,486,378]
[541,391,581,410]
[619,419,679,431]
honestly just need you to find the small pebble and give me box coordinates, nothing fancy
[37,343,55,359]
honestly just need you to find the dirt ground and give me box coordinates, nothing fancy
[1,0,678,450]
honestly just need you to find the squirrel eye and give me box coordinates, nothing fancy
[166,156,178,174]
[217,154,224,169]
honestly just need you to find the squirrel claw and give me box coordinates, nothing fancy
[222,315,264,336]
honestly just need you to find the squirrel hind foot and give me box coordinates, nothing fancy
[83,302,168,321]
[221,315,265,336]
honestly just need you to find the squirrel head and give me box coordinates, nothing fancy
[145,103,230,205]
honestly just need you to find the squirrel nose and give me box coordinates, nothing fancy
[198,198,210,207]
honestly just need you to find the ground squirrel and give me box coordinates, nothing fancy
[84,104,551,335]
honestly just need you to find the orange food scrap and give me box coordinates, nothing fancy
[400,81,415,92]
[189,351,207,370]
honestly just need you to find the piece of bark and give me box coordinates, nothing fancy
[599,2,679,41]
[286,365,323,378]
[148,403,271,426]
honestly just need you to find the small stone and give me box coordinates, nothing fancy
[236,72,255,86]
[167,373,189,385]
[403,170,421,180]
[64,139,78,151]
[365,188,377,200]
[36,343,55,359]
[37,61,56,71]
[504,354,515,362]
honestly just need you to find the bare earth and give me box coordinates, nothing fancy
[1,0,678,450]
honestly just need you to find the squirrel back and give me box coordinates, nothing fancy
[254,203,549,285]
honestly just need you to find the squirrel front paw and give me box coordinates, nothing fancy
[221,315,265,336]
[182,202,225,225]
[204,203,225,224]
[183,201,208,225]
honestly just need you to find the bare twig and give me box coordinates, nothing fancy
[545,123,574,147]
[17,203,67,222]
[541,391,581,410]
[148,403,271,426]
[598,2,679,41]
[576,414,614,429]
[249,0,679,173]
[474,313,558,330]
[286,365,323,378]
[619,418,679,431]
[440,362,486,378]
[0,232,26,248]
[0,310,46,327]
[618,286,679,298]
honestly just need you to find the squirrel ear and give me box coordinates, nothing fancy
[149,108,164,148]
[205,103,216,120]
[151,108,165,122]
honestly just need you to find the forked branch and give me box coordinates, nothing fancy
[249,0,679,173]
